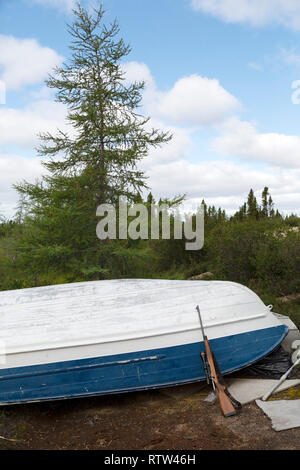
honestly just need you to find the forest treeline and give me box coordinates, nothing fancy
[0,3,299,328]
[0,186,299,292]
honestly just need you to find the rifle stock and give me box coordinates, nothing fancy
[196,305,238,417]
[203,337,237,417]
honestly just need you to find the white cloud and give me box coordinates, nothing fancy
[122,62,156,90]
[2,56,300,218]
[156,74,240,126]
[191,0,300,31]
[0,100,68,147]
[0,35,63,90]
[3,152,300,219]
[27,0,76,13]
[0,153,44,218]
[145,159,270,199]
[214,117,300,168]
[144,157,300,215]
[143,122,193,167]
[123,64,239,127]
[122,61,164,118]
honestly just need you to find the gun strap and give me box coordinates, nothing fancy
[224,389,242,410]
[211,351,242,411]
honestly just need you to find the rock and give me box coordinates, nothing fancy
[188,272,213,281]
[277,293,300,304]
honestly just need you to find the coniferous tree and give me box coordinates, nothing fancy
[14,3,171,280]
[268,195,275,217]
[261,186,269,218]
[201,199,207,219]
[247,189,258,219]
[146,192,155,206]
[18,3,170,206]
[232,202,246,222]
[242,202,247,218]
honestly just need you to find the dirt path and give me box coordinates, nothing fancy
[0,381,299,450]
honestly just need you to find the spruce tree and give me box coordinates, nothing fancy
[201,199,208,220]
[268,195,275,217]
[261,186,269,218]
[247,189,258,219]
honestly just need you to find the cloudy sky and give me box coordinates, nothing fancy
[1,0,300,217]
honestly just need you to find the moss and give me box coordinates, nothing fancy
[270,386,300,401]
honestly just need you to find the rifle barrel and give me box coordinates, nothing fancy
[196,305,206,340]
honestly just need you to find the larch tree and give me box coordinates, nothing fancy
[14,2,171,282]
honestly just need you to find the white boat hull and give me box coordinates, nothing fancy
[0,279,288,404]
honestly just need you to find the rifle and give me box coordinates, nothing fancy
[196,305,241,417]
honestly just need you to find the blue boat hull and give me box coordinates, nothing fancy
[0,325,288,405]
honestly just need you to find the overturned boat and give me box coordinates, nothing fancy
[0,279,288,405]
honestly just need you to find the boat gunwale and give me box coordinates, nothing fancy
[3,311,268,356]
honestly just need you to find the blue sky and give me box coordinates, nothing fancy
[1,0,300,217]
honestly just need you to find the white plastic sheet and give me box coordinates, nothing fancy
[256,399,300,431]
